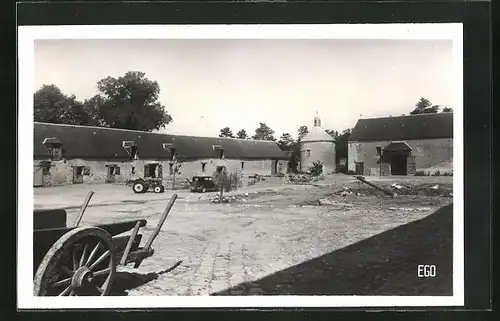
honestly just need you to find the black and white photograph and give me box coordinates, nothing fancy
[17,24,464,309]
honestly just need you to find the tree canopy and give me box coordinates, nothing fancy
[34,71,173,132]
[252,122,276,141]
[236,129,249,139]
[277,133,295,151]
[410,97,449,115]
[219,127,235,138]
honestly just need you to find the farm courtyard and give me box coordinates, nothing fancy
[33,174,454,296]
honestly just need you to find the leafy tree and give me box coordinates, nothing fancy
[93,71,173,131]
[277,133,295,151]
[325,129,339,140]
[236,129,249,139]
[442,107,453,112]
[34,85,99,126]
[298,125,309,140]
[252,122,276,141]
[308,161,323,177]
[410,97,440,115]
[219,127,235,138]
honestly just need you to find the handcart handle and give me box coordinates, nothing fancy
[73,191,95,227]
[143,194,178,250]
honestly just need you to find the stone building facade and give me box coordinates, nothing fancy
[33,122,289,187]
[347,113,453,176]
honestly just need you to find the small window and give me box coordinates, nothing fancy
[201,163,206,172]
[306,150,311,157]
[241,162,245,170]
[51,147,62,161]
[131,166,136,174]
[376,147,382,156]
[83,167,91,176]
[115,166,121,175]
[216,166,224,173]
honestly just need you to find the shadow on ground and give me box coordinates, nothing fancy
[109,260,183,296]
[213,204,453,296]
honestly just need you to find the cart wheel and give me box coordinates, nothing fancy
[132,181,145,193]
[153,185,162,193]
[34,226,117,296]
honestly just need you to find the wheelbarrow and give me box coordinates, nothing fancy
[33,191,178,296]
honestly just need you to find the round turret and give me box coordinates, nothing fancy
[300,113,336,174]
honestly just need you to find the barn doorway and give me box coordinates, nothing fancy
[105,165,120,183]
[380,142,413,176]
[355,162,364,175]
[72,166,84,184]
[145,163,162,178]
[271,160,278,175]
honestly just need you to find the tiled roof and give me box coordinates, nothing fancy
[349,112,453,142]
[34,122,289,160]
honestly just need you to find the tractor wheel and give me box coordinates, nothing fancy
[153,185,162,194]
[132,181,146,193]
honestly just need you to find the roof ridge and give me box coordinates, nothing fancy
[359,112,453,121]
[34,122,276,143]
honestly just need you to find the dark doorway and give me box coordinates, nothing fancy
[144,163,161,178]
[72,166,84,184]
[390,155,407,175]
[355,162,364,175]
[271,160,278,175]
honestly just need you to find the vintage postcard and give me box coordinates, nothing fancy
[17,23,464,309]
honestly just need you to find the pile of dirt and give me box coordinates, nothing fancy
[333,182,453,198]
[286,174,325,184]
[209,194,247,203]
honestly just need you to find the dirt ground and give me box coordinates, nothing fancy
[33,174,453,296]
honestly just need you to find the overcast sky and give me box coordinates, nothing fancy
[34,39,454,139]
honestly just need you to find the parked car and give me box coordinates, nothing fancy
[187,176,218,193]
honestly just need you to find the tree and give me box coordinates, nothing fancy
[410,97,440,115]
[252,122,276,141]
[277,133,295,151]
[325,129,339,140]
[93,71,173,131]
[298,125,309,140]
[442,107,453,112]
[219,127,234,138]
[34,85,99,126]
[236,129,249,139]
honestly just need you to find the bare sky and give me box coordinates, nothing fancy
[34,39,454,139]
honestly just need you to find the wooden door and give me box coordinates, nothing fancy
[380,161,390,176]
[355,162,364,175]
[33,166,43,187]
[406,155,416,175]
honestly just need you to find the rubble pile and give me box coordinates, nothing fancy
[332,186,364,197]
[388,183,453,197]
[285,174,313,184]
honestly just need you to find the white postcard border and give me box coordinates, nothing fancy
[17,23,464,309]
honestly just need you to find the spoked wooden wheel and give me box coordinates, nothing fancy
[34,227,117,296]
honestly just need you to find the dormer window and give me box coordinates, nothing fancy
[162,143,177,161]
[212,144,224,159]
[122,141,138,160]
[42,137,63,161]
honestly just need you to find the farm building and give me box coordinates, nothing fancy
[33,122,290,187]
[347,112,453,176]
[300,113,336,174]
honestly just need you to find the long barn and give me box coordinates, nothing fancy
[33,122,289,187]
[347,113,453,176]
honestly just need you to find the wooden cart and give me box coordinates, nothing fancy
[33,192,177,296]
